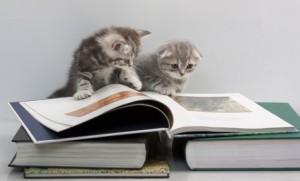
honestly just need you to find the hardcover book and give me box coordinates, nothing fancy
[23,160,170,178]
[9,127,147,169]
[183,102,300,170]
[9,84,296,144]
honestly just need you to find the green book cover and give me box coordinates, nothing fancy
[185,102,300,171]
[194,102,300,141]
[24,160,170,178]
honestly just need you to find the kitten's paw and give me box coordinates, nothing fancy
[155,87,176,96]
[73,89,94,100]
[119,70,142,90]
[123,77,142,91]
[128,78,142,91]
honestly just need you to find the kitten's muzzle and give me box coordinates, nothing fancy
[110,58,132,67]
[179,71,185,76]
[122,59,133,67]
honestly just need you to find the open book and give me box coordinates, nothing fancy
[9,84,296,144]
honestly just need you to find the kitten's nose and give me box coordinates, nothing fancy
[179,71,185,76]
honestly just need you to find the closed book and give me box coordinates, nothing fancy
[9,127,147,169]
[184,102,300,170]
[23,160,170,178]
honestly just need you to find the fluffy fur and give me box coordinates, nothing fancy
[135,40,202,95]
[49,26,150,99]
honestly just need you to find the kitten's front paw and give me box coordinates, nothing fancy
[73,90,94,100]
[127,78,142,91]
[122,77,142,91]
[119,70,142,90]
[155,87,176,96]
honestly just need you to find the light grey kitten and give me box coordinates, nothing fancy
[49,26,150,100]
[135,40,202,95]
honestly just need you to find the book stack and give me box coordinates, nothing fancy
[8,84,300,176]
[9,127,170,178]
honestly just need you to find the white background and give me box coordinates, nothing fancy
[1,0,300,122]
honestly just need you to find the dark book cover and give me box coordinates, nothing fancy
[12,127,31,142]
[12,126,148,144]
[9,128,165,169]
[9,102,169,144]
[183,102,300,171]
[194,103,300,141]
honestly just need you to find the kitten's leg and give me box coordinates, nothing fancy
[73,72,94,100]
[153,84,176,95]
[113,67,142,90]
[112,59,130,67]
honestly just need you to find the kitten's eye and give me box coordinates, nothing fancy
[186,64,193,69]
[171,64,179,69]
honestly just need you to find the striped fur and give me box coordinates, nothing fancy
[49,26,150,99]
[135,40,202,95]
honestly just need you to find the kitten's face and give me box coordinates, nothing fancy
[97,27,150,66]
[157,42,201,79]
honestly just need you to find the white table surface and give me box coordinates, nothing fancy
[1,120,300,181]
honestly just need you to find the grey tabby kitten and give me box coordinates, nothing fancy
[49,26,150,100]
[135,40,202,95]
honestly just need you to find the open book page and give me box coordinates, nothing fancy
[14,84,296,137]
[20,84,154,132]
[142,92,195,133]
[20,104,71,132]
[144,92,296,135]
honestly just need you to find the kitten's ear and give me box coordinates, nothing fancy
[158,50,173,59]
[136,29,151,38]
[112,41,131,53]
[157,44,172,59]
[193,49,203,60]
